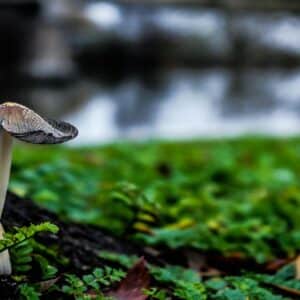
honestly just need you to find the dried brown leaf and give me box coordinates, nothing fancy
[108,257,150,300]
[37,277,60,292]
[265,258,293,272]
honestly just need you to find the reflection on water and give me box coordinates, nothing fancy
[234,13,300,55]
[3,67,300,145]
[52,68,300,145]
[67,94,117,143]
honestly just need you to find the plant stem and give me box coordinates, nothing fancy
[0,130,13,274]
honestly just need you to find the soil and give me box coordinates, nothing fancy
[0,192,153,299]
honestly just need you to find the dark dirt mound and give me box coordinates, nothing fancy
[3,193,144,269]
[0,193,153,299]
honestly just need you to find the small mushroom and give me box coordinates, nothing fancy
[0,102,78,275]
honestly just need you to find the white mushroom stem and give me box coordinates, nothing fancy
[0,130,13,274]
[0,130,13,216]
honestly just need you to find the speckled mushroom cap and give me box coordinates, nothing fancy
[0,102,78,144]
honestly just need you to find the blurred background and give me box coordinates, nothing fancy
[1,0,300,144]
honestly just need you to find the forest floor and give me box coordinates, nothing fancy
[2,137,300,299]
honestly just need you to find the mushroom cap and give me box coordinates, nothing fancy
[0,102,78,144]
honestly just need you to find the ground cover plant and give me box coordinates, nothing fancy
[2,137,300,298]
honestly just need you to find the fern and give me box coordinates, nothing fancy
[143,287,168,300]
[1,222,59,274]
[173,282,207,300]
[0,222,59,253]
[19,283,41,300]
[82,267,125,288]
[33,254,58,279]
[10,240,33,273]
[62,274,87,299]
[62,267,125,300]
[151,265,205,300]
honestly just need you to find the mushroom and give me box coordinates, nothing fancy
[0,102,78,274]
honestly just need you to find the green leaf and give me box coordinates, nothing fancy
[19,284,41,300]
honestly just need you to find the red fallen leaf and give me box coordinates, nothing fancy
[37,276,60,292]
[265,258,293,272]
[108,257,150,300]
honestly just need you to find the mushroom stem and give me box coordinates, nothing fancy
[0,130,13,216]
[0,129,13,275]
[0,224,11,274]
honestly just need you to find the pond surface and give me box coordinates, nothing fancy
[3,2,300,145]
[39,4,300,144]
[57,67,300,145]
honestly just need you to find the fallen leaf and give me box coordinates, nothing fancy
[108,257,150,300]
[265,258,293,272]
[37,277,60,292]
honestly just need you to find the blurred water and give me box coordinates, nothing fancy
[3,2,300,145]
[59,68,300,145]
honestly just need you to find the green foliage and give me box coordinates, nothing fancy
[208,277,285,300]
[18,266,124,300]
[0,222,59,275]
[19,283,41,300]
[10,138,300,263]
[253,263,300,292]
[204,263,300,299]
[147,265,206,299]
[143,288,168,300]
[30,239,69,266]
[98,251,300,299]
[62,267,125,300]
[9,138,300,299]
[62,274,88,299]
[82,267,125,288]
[33,254,58,279]
[0,222,59,253]
[150,265,201,284]
[99,251,139,268]
[10,240,33,273]
[173,282,207,300]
